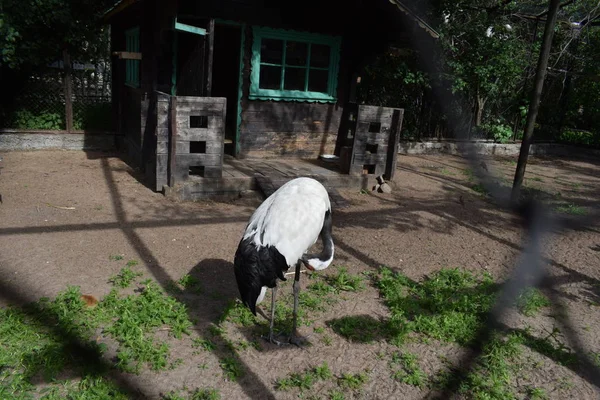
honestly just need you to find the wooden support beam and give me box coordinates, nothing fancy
[205,19,215,96]
[169,96,178,186]
[112,51,143,60]
[385,109,403,181]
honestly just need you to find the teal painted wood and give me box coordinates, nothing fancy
[235,24,246,156]
[174,18,207,35]
[249,26,341,103]
[125,27,140,87]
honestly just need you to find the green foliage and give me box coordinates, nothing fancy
[109,265,143,288]
[515,288,551,317]
[327,315,383,343]
[13,110,64,130]
[376,267,497,345]
[219,357,244,381]
[555,203,587,215]
[275,362,332,392]
[559,129,600,147]
[0,0,113,69]
[390,352,427,387]
[479,122,514,143]
[325,267,366,293]
[338,372,369,390]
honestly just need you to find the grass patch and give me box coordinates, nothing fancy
[376,267,497,345]
[192,338,216,352]
[390,352,426,387]
[471,183,489,196]
[0,266,198,398]
[219,356,244,381]
[325,267,365,293]
[0,288,124,398]
[555,203,586,215]
[108,265,143,288]
[327,315,384,343]
[338,371,369,390]
[515,288,551,317]
[275,362,332,391]
[367,267,578,398]
[163,388,221,400]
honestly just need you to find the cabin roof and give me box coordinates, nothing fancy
[103,0,440,38]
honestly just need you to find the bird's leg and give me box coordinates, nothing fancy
[289,261,308,346]
[262,286,285,346]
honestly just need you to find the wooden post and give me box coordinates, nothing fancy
[169,96,177,186]
[385,109,403,181]
[63,49,73,133]
[511,0,561,203]
[205,19,215,96]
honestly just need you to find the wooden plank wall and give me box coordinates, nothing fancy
[239,102,342,158]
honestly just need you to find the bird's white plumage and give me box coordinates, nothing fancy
[243,177,331,267]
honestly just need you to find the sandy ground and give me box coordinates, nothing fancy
[0,149,599,399]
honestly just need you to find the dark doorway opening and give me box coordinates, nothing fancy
[212,24,242,156]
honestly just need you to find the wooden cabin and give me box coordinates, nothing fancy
[104,0,438,199]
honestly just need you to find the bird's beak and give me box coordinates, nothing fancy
[301,258,315,271]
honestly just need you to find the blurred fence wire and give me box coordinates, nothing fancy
[408,0,600,396]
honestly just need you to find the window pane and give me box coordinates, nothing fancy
[310,44,330,68]
[259,65,282,89]
[286,41,307,66]
[284,67,306,91]
[308,69,329,93]
[261,39,283,64]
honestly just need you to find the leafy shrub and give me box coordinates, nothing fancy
[559,129,600,147]
[479,123,514,143]
[13,110,64,130]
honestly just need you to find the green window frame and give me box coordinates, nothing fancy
[125,27,140,87]
[249,27,341,102]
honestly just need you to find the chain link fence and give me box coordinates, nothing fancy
[2,57,112,132]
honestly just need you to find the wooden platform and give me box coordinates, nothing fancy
[163,155,375,207]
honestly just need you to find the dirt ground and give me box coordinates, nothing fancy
[0,149,599,399]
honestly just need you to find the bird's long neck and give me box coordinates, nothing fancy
[303,210,334,271]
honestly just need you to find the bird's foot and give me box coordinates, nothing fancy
[288,331,310,347]
[261,332,289,346]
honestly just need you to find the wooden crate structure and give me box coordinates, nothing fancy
[346,105,404,180]
[155,92,227,190]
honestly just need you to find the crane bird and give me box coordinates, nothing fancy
[233,177,334,346]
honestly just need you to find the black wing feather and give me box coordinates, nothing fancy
[233,237,289,315]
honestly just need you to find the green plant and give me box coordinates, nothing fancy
[275,363,331,392]
[327,315,383,343]
[390,352,426,387]
[480,123,514,144]
[555,203,586,215]
[515,288,551,317]
[338,372,368,390]
[13,110,64,130]
[109,265,143,288]
[325,267,365,292]
[526,386,549,399]
[220,357,244,381]
[191,388,221,400]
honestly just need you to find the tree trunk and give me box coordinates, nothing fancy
[511,0,561,202]
[475,95,486,126]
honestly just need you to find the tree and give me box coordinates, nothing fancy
[511,0,562,202]
[0,0,113,69]
[436,1,530,128]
